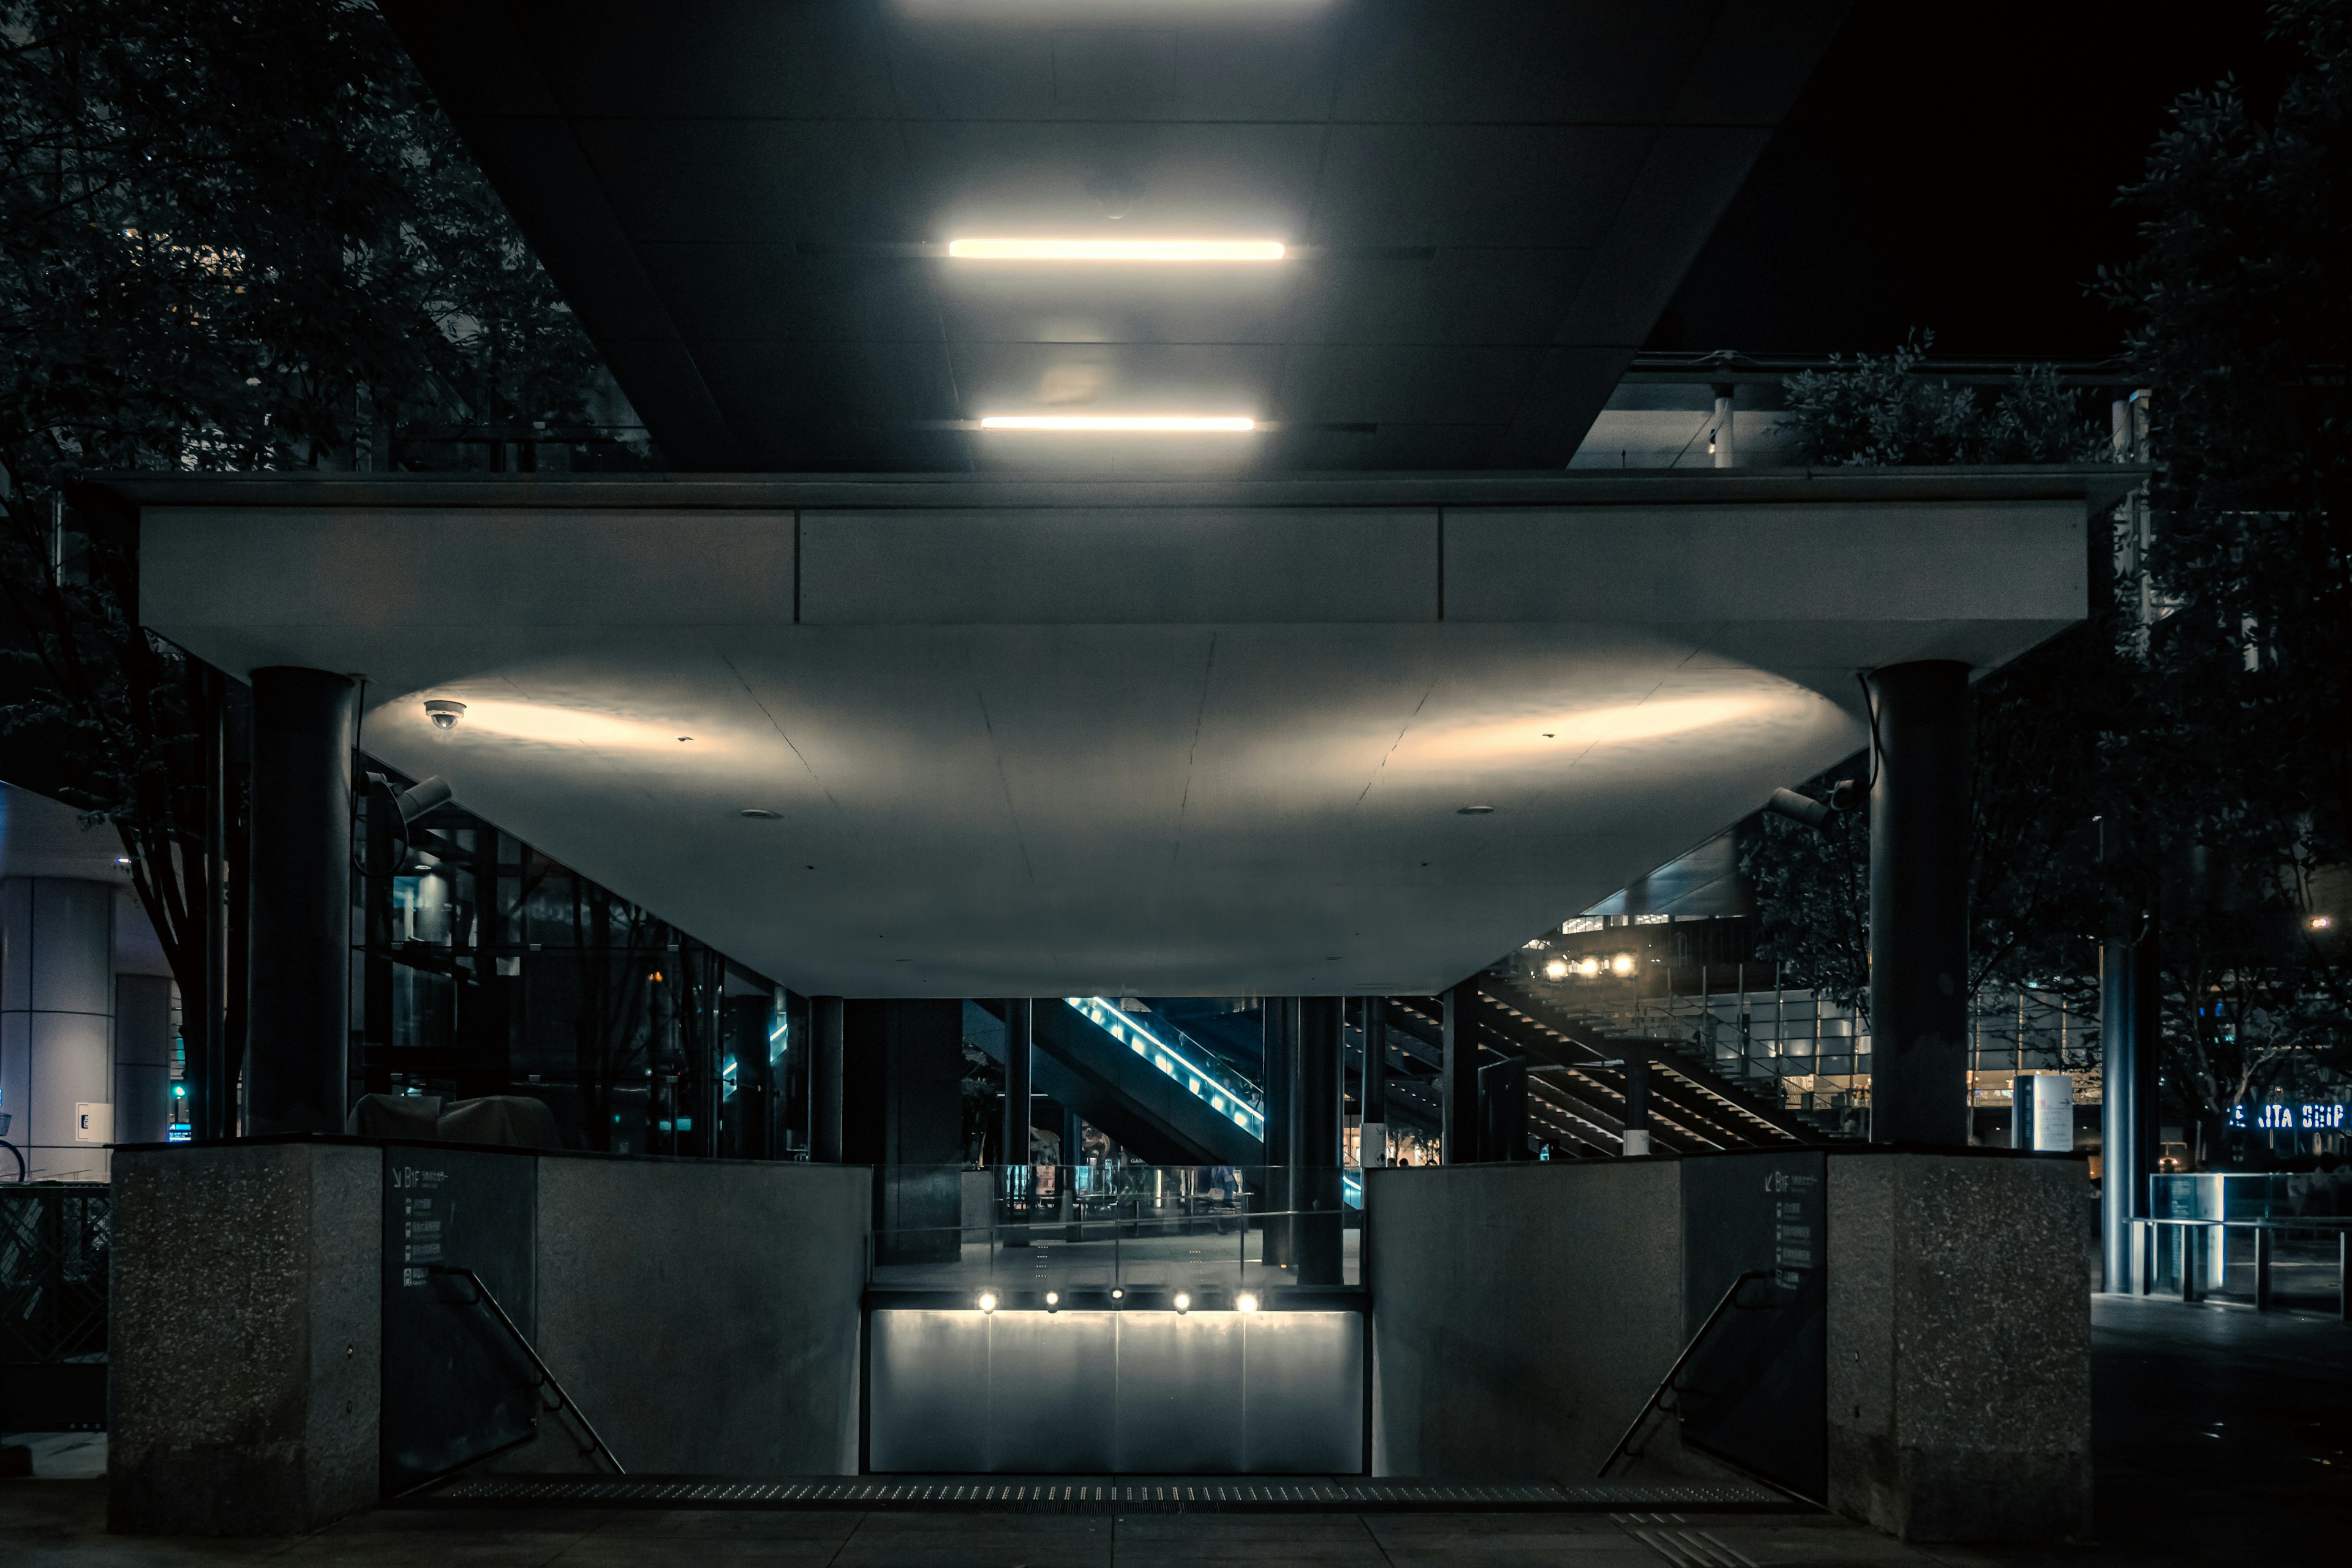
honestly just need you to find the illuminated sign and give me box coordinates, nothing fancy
[2228,1102,2348,1131]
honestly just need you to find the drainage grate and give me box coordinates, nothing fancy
[419,1476,1799,1514]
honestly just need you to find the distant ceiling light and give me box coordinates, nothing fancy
[1457,805,1495,816]
[1577,957,1601,978]
[948,238,1283,262]
[977,1291,998,1314]
[1543,957,1569,981]
[979,415,1254,432]
[2313,914,2336,930]
[740,808,779,820]
[424,699,466,730]
[1610,952,1635,977]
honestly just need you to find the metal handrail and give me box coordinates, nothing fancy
[428,1265,624,1475]
[1599,1270,1771,1479]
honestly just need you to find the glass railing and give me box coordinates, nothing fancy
[867,1164,1362,1295]
[1063,997,1267,1136]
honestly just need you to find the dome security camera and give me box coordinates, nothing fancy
[424,700,467,731]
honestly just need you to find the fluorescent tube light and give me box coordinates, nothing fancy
[979,415,1254,432]
[948,238,1284,262]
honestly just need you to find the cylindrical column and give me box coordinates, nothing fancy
[1359,997,1387,1167]
[2100,922,2160,1291]
[1711,382,1737,468]
[1000,998,1032,1167]
[1866,661,1972,1145]
[1259,997,1296,1266]
[810,995,844,1161]
[1622,1056,1653,1157]
[1295,996,1344,1285]
[245,668,358,1134]
[1441,985,1481,1162]
[114,972,175,1147]
[0,877,116,1178]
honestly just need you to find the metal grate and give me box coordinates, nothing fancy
[0,1183,111,1364]
[423,1475,1797,1514]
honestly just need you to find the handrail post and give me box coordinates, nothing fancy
[2341,1232,2350,1324]
[2255,1224,2272,1311]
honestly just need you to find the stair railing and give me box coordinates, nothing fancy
[1599,1269,1772,1479]
[428,1264,624,1476]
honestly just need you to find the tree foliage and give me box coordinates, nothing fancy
[0,0,612,1133]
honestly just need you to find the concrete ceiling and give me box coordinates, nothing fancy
[121,469,2113,998]
[384,0,1851,472]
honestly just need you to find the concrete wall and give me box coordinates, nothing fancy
[110,1142,382,1534]
[1367,1161,1688,1479]
[529,1156,869,1474]
[1827,1152,2092,1542]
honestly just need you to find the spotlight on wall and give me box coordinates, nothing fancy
[977,1292,998,1314]
[424,699,467,731]
[1237,1292,1259,1313]
[1542,957,1569,981]
[1610,952,1635,977]
[1044,1290,1060,1312]
[1173,1292,1191,1314]
[1110,1286,1125,1302]
[1577,956,1600,979]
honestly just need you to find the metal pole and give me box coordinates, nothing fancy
[2255,1226,2272,1311]
[1297,996,1344,1285]
[1360,997,1388,1167]
[1441,985,1480,1161]
[1001,998,1032,1245]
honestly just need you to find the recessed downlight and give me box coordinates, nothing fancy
[739,808,779,820]
[1457,805,1496,815]
[979,415,1254,433]
[948,238,1284,262]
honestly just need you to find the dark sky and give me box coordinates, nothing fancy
[1659,2,2299,359]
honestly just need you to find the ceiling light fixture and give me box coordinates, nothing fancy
[979,415,1254,432]
[948,238,1283,262]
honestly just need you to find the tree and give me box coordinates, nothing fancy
[2101,0,2352,1162]
[0,1,614,1134]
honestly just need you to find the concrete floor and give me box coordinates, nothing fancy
[5,1294,2346,1566]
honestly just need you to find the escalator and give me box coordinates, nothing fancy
[972,998,1361,1205]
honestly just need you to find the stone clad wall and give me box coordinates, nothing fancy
[110,1142,382,1534]
[1827,1152,2092,1541]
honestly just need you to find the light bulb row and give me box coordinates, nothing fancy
[976,1289,1257,1315]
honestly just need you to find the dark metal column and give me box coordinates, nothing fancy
[1259,997,1297,1267]
[2100,921,2160,1291]
[1296,996,1345,1285]
[1441,985,1482,1162]
[1360,997,1388,1166]
[244,667,358,1134]
[1000,998,1033,1245]
[1622,1056,1653,1157]
[1477,1055,1528,1161]
[811,995,844,1161]
[1866,660,1972,1145]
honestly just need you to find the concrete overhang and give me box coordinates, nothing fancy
[108,466,2124,997]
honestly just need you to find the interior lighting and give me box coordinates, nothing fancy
[424,699,466,730]
[979,415,1254,432]
[1045,1291,1060,1312]
[1174,1292,1191,1314]
[2312,915,2336,930]
[948,238,1284,262]
[1543,957,1569,981]
[1610,952,1635,977]
[1577,957,1601,978]
[1237,1292,1259,1313]
[977,1291,998,1314]
[1110,1286,1125,1302]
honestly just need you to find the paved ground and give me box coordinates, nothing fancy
[6,1294,2345,1566]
